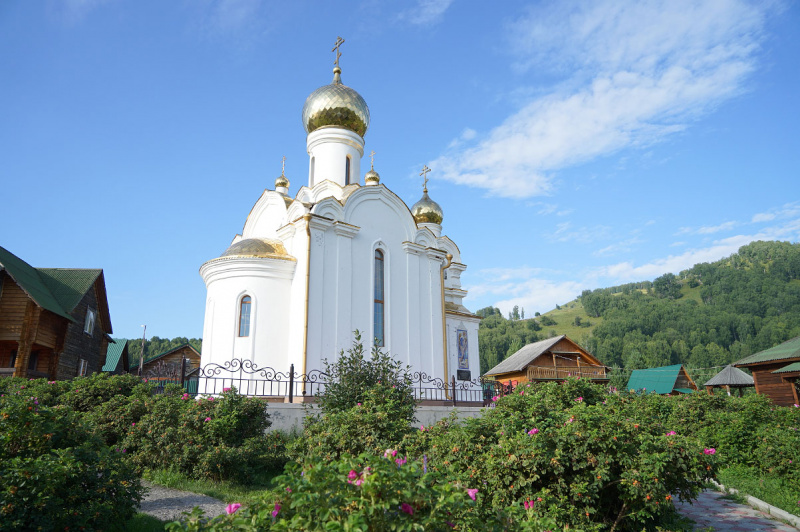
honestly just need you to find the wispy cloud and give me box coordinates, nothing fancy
[431,0,772,198]
[548,222,611,244]
[398,0,455,26]
[593,237,644,257]
[677,220,738,235]
[751,201,800,223]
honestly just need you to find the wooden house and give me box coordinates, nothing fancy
[734,336,800,406]
[0,245,112,380]
[626,364,697,395]
[130,343,201,380]
[484,335,608,386]
[102,338,129,375]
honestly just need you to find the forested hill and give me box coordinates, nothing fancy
[126,336,202,365]
[477,240,800,375]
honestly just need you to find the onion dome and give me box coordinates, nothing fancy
[275,175,289,189]
[302,67,370,138]
[365,150,380,185]
[411,187,444,225]
[221,238,294,261]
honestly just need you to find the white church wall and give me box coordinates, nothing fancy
[306,128,363,188]
[242,192,289,239]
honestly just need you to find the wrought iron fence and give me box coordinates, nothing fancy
[144,356,501,407]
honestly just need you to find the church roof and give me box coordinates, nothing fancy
[302,67,370,138]
[220,238,295,261]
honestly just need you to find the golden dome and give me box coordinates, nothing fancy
[275,175,289,188]
[302,67,370,138]
[411,189,443,225]
[221,238,294,261]
[365,168,380,184]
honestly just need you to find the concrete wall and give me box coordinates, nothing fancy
[266,403,486,433]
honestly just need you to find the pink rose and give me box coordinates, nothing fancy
[226,503,241,514]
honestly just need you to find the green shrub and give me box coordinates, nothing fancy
[0,393,143,530]
[58,372,144,412]
[167,452,515,531]
[292,384,416,462]
[400,379,716,530]
[123,386,274,482]
[316,331,416,417]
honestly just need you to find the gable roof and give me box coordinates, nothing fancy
[37,268,102,313]
[627,364,695,395]
[0,245,74,321]
[102,338,128,372]
[484,336,564,376]
[704,365,754,387]
[734,336,800,367]
[129,343,200,369]
[773,362,800,374]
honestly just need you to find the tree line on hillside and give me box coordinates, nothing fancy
[127,336,202,366]
[477,241,800,375]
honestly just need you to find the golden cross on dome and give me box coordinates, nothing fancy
[281,155,286,175]
[369,150,376,169]
[332,36,345,67]
[420,165,431,191]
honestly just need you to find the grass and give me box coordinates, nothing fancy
[537,300,602,342]
[124,513,169,531]
[718,464,800,517]
[143,468,282,506]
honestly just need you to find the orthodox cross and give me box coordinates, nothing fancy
[332,36,345,67]
[281,155,286,176]
[420,165,431,191]
[369,150,376,169]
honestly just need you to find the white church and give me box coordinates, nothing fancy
[199,40,480,394]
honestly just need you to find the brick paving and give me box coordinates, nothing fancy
[675,490,799,531]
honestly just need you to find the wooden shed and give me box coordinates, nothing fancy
[130,343,201,380]
[0,245,112,380]
[626,364,698,395]
[735,337,800,406]
[484,335,608,387]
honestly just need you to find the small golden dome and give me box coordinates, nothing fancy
[275,175,289,189]
[302,67,370,138]
[365,168,380,184]
[221,238,294,261]
[411,190,443,225]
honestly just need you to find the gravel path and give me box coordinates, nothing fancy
[675,490,799,531]
[139,481,228,523]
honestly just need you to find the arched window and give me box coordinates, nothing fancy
[310,156,316,186]
[238,296,251,337]
[345,155,351,185]
[374,250,385,347]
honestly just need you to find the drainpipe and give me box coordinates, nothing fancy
[440,253,453,397]
[302,213,312,395]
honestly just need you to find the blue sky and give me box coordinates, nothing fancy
[2,0,798,340]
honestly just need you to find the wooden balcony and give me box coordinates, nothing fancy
[526,365,608,381]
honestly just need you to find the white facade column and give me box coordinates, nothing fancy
[333,222,359,355]
[424,249,447,381]
[403,242,424,370]
[306,216,335,372]
[306,128,364,188]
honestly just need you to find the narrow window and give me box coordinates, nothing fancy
[84,308,96,335]
[310,157,316,186]
[78,358,88,377]
[374,250,385,347]
[238,296,251,337]
[345,156,351,185]
[28,351,39,372]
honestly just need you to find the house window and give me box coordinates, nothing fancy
[238,296,251,337]
[345,156,351,185]
[28,351,39,372]
[78,358,88,377]
[374,249,384,347]
[84,308,96,335]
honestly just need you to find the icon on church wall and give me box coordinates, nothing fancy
[457,329,469,370]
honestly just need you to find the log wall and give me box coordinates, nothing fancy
[752,362,799,407]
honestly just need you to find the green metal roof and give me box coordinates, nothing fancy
[673,388,696,394]
[627,364,684,394]
[102,338,128,372]
[773,362,800,374]
[37,268,102,313]
[0,245,74,321]
[734,336,800,366]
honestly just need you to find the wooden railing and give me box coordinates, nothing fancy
[526,366,607,381]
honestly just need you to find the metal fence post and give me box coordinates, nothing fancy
[289,363,294,404]
[451,375,457,407]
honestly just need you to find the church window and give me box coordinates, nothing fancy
[374,250,385,347]
[310,157,316,186]
[238,296,251,337]
[345,156,351,185]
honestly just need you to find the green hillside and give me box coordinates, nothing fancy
[477,240,800,376]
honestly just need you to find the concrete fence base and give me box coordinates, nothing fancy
[266,403,486,433]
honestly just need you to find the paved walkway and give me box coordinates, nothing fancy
[675,490,799,531]
[139,481,227,523]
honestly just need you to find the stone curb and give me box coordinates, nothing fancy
[711,480,800,529]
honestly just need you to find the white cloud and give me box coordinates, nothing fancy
[593,237,644,257]
[751,201,800,223]
[549,222,611,244]
[398,0,455,26]
[431,0,771,198]
[678,220,738,235]
[467,270,584,317]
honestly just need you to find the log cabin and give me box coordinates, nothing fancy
[0,245,112,380]
[129,343,201,380]
[483,335,608,388]
[734,336,800,406]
